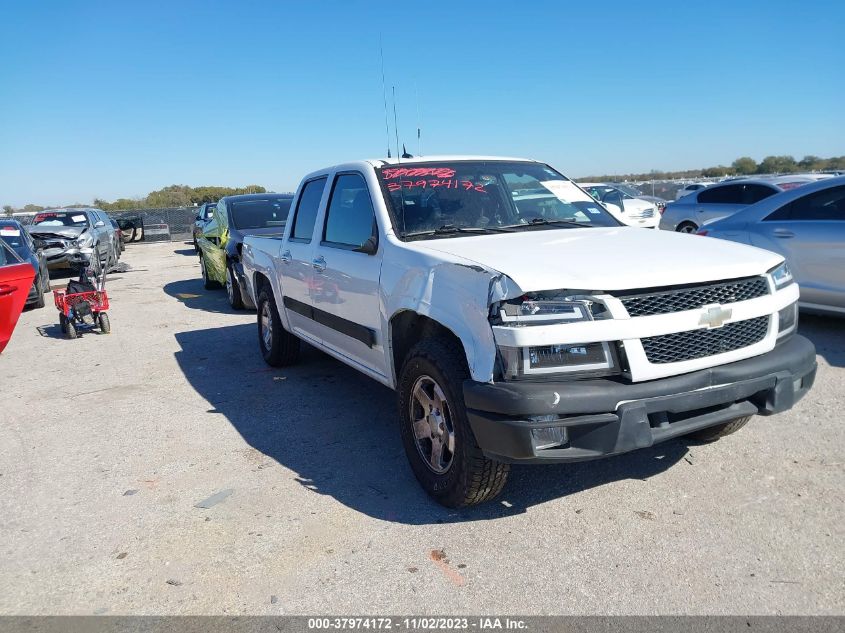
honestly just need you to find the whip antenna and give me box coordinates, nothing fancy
[379,36,391,158]
[392,85,400,163]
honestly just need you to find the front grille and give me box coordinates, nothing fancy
[618,277,769,317]
[642,316,769,364]
[628,208,655,218]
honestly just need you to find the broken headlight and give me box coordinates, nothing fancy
[498,297,606,326]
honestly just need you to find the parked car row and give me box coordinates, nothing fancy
[188,154,819,507]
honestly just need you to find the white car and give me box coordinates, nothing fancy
[242,155,816,507]
[578,182,660,228]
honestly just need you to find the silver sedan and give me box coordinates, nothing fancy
[699,176,845,316]
[660,176,815,233]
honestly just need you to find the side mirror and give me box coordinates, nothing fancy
[356,235,378,255]
[95,220,105,227]
[195,215,203,221]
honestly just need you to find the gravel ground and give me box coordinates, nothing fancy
[0,242,842,615]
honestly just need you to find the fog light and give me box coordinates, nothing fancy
[778,302,798,338]
[531,423,568,450]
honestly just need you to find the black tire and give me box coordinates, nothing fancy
[193,238,199,253]
[59,314,68,334]
[65,319,78,340]
[226,263,244,310]
[98,312,111,334]
[676,221,698,234]
[686,416,751,443]
[397,337,509,507]
[257,288,299,367]
[32,276,46,309]
[200,256,220,290]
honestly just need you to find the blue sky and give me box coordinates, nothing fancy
[1,0,843,208]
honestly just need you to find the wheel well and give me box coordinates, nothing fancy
[390,312,467,379]
[253,271,271,297]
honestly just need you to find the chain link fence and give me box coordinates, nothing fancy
[108,207,199,243]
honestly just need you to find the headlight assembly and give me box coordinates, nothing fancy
[499,341,619,380]
[769,261,794,290]
[498,296,606,326]
[75,233,94,248]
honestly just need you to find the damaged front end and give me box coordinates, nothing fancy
[488,288,623,382]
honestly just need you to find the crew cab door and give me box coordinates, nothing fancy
[279,176,329,340]
[199,201,228,284]
[308,172,386,376]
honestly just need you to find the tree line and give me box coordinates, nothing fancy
[581,154,845,183]
[2,184,267,215]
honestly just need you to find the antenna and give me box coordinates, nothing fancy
[379,36,391,158]
[392,85,400,163]
[415,81,421,156]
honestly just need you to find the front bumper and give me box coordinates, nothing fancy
[463,335,817,463]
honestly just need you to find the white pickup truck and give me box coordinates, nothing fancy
[241,156,816,507]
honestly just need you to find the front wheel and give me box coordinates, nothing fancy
[257,288,300,367]
[397,337,509,507]
[676,221,698,234]
[98,312,111,334]
[200,256,220,290]
[64,318,78,339]
[32,276,46,309]
[686,416,751,442]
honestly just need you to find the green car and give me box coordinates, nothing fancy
[196,193,293,309]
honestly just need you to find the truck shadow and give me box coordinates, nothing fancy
[174,323,688,525]
[798,314,844,368]
[163,279,243,314]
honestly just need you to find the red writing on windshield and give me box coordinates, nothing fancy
[387,179,488,193]
[382,167,456,180]
[33,213,59,222]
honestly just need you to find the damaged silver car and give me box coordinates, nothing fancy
[27,208,118,270]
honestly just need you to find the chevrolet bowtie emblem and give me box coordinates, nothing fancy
[700,305,732,329]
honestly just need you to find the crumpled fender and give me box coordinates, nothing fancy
[383,250,521,384]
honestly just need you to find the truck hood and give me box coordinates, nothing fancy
[412,227,782,292]
[27,226,85,240]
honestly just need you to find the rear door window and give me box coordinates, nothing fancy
[290,177,327,241]
[697,184,744,204]
[765,185,845,221]
[744,184,778,204]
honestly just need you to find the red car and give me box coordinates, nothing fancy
[0,239,35,353]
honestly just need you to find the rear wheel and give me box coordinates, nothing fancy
[686,416,751,442]
[226,264,244,309]
[676,221,698,234]
[257,288,299,367]
[98,312,111,334]
[398,337,509,507]
[64,318,77,340]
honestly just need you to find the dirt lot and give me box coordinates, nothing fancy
[1,242,843,615]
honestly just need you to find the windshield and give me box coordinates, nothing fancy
[229,197,292,230]
[612,183,642,197]
[582,185,634,202]
[32,211,89,227]
[378,161,620,239]
[0,225,27,255]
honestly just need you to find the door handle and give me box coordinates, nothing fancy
[773,229,795,238]
[312,256,327,273]
[0,285,17,297]
[280,250,292,263]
